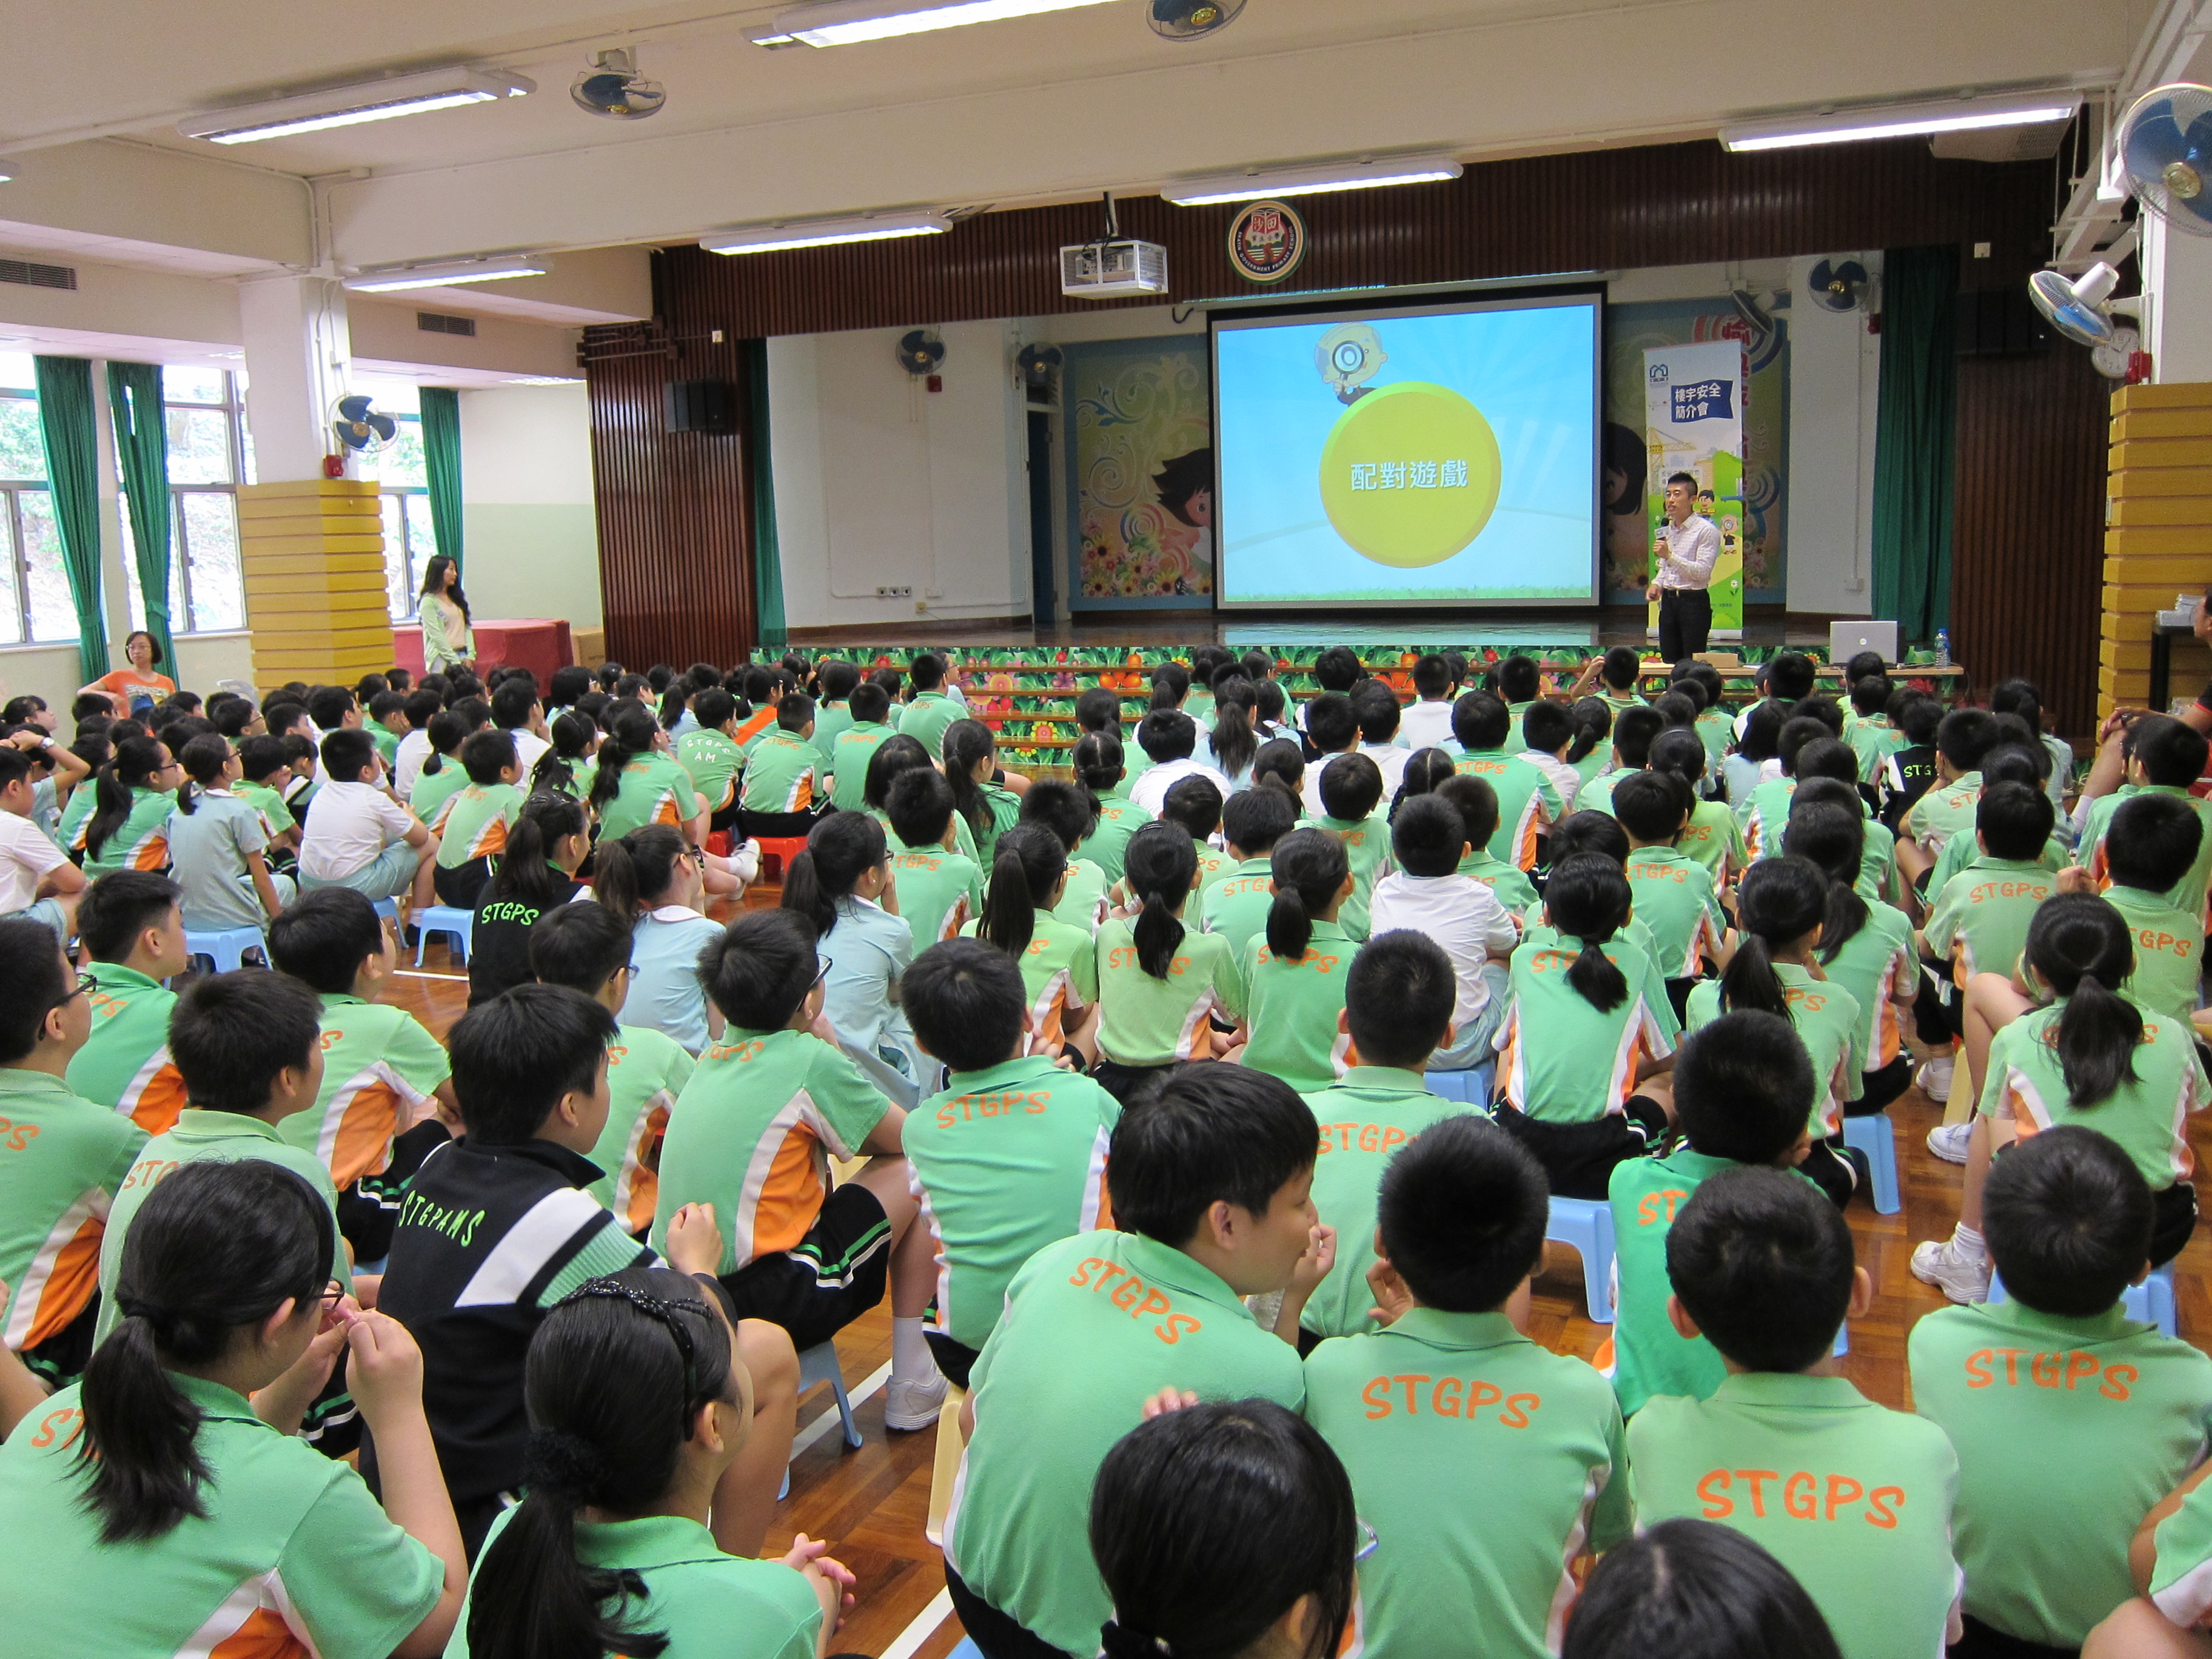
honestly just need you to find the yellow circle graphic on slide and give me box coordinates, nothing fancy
[1318,382,1503,568]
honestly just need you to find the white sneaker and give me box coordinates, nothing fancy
[883,1370,948,1432]
[1926,1122,1974,1165]
[1911,1238,1992,1304]
[1915,1056,1954,1104]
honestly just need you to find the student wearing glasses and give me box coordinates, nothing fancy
[592,826,727,1055]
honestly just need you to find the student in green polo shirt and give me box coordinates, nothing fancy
[1435,774,1540,912]
[407,709,474,827]
[1452,691,1561,873]
[885,767,985,946]
[267,888,457,1261]
[1074,686,1152,802]
[0,920,145,1384]
[1298,932,1467,1341]
[809,657,860,769]
[441,1263,846,1659]
[897,651,964,759]
[1607,1011,1816,1420]
[2077,712,2212,922]
[80,732,182,877]
[1155,768,1232,896]
[944,1064,1331,1657]
[1071,731,1150,882]
[1912,1129,2212,1654]
[1915,894,2208,1305]
[1301,752,1389,942]
[1493,654,1542,755]
[1919,782,2059,993]
[902,938,1121,1387]
[1897,706,2002,889]
[1684,856,1862,1206]
[1238,828,1358,1091]
[429,729,525,911]
[0,1158,469,1658]
[1197,782,1296,962]
[741,694,830,839]
[529,902,696,1239]
[236,732,301,863]
[1631,1168,1963,1659]
[674,686,746,828]
[1577,705,1665,820]
[1649,727,1747,890]
[964,823,1101,1063]
[1305,1116,1631,1659]
[2093,793,2205,1025]
[1783,799,1920,1123]
[63,871,191,1136]
[1618,772,1728,1000]
[1019,780,1111,931]
[945,719,1023,870]
[828,680,898,811]
[1090,822,1245,1101]
[1846,674,1902,782]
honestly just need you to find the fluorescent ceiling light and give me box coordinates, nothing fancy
[774,0,1116,48]
[342,254,550,292]
[1720,92,2079,152]
[178,67,534,145]
[700,212,951,254]
[1162,155,1463,207]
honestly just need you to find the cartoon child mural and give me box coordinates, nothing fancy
[1150,446,1215,597]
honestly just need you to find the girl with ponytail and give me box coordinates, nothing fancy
[1238,828,1355,1091]
[1783,797,1918,1116]
[1387,747,1458,822]
[466,792,591,1007]
[1684,855,1863,1205]
[782,808,927,1082]
[1567,696,1614,791]
[1913,893,2207,1298]
[594,824,725,1053]
[409,707,473,823]
[452,1266,850,1659]
[962,820,1100,1061]
[1090,820,1242,1101]
[1492,853,1682,1199]
[80,732,179,875]
[1,1159,467,1655]
[589,703,747,896]
[531,707,600,801]
[165,732,292,930]
[942,717,1022,866]
[1073,729,1150,883]
[1199,675,1260,789]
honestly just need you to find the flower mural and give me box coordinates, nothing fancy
[1066,339,1213,606]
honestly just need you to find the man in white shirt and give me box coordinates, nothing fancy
[1644,471,1723,664]
[1396,654,1461,752]
[0,742,84,937]
[298,728,440,911]
[1128,709,1231,817]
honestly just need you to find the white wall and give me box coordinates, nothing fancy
[1785,252,1883,615]
[457,382,602,629]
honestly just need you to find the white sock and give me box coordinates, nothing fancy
[1951,1222,1988,1261]
[891,1315,937,1384]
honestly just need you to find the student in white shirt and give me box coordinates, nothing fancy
[1352,681,1412,800]
[1299,692,1362,819]
[389,689,443,799]
[1369,794,1518,1070]
[298,728,440,910]
[1396,653,1461,752]
[489,678,551,777]
[0,742,82,937]
[1129,710,1231,817]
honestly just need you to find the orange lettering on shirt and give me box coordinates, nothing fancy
[1464,1380,1503,1420]
[1432,1378,1463,1418]
[1825,1475,1864,1521]
[2031,1352,2064,1389]
[2066,1352,2102,1390]
[1783,1471,1817,1520]
[0,1118,40,1152]
[1110,1276,1145,1311]
[1068,1257,1104,1288]
[27,1406,83,1450]
[1867,1486,1906,1529]
[1995,1347,2027,1386]
[1500,1392,1540,1429]
[319,1029,342,1050]
[1362,1376,1392,1418]
[2101,1364,2138,1403]
[1697,1469,1734,1519]
[1134,1290,1171,1322]
[1395,1374,1430,1415]
[1637,1188,1690,1227]
[1965,1349,1994,1389]
[1735,1469,1780,1518]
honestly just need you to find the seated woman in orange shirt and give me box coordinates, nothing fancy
[79,630,176,716]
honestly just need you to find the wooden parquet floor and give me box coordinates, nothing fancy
[385,883,2212,1658]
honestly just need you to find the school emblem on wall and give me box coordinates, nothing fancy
[1226,199,1306,284]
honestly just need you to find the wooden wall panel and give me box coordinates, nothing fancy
[1949,344,2110,742]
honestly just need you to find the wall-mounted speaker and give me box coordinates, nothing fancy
[665,378,737,432]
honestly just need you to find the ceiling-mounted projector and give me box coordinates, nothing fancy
[1061,240,1169,298]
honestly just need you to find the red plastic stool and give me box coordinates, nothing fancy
[705,830,732,858]
[751,836,810,883]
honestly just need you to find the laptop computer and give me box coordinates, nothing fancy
[1830,620,1900,665]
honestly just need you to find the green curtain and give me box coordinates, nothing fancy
[107,361,175,669]
[418,386,465,577]
[748,340,787,649]
[33,356,110,684]
[1870,246,1960,643]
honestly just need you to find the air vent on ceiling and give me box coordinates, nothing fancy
[416,310,477,337]
[0,259,78,291]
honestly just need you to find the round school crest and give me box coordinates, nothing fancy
[1226,199,1307,284]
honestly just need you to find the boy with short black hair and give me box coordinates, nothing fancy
[1159,773,1231,891]
[1435,774,1538,912]
[1598,643,1644,711]
[1493,654,1543,754]
[740,692,827,839]
[1370,800,1517,1071]
[1305,751,1389,940]
[1764,649,1818,706]
[1577,705,1666,818]
[1298,692,1361,811]
[375,984,791,1561]
[1400,652,1459,751]
[1897,707,2002,885]
[2079,712,2212,923]
[366,689,409,766]
[428,728,522,910]
[1919,782,2058,991]
[830,679,897,810]
[902,937,1122,1387]
[1352,680,1410,799]
[1452,691,1561,873]
[1909,1128,2212,1656]
[299,726,439,910]
[64,871,190,1133]
[529,899,696,1236]
[898,651,962,759]
[1629,1167,1962,1659]
[1846,674,1900,783]
[1607,1011,1814,1418]
[0,743,83,938]
[945,1064,1330,1657]
[267,886,455,1259]
[1518,699,1583,816]
[1018,778,1109,929]
[1199,783,1300,959]
[887,766,986,943]
[1130,709,1227,817]
[306,684,358,734]
[674,686,745,828]
[1879,693,1945,834]
[391,689,444,797]
[1304,1115,1632,1659]
[1617,771,1727,995]
[2099,791,2207,1023]
[649,907,946,1426]
[488,676,549,776]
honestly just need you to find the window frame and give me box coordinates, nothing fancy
[133,370,250,636]
[0,375,67,648]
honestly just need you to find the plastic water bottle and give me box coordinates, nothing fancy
[1933,629,1951,667]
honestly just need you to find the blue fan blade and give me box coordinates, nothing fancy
[1834,260,1869,286]
[336,394,373,421]
[367,415,398,440]
[1809,260,1834,289]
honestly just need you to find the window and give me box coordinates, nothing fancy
[0,351,75,645]
[354,377,439,622]
[121,366,251,635]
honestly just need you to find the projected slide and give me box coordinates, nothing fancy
[1214,294,1600,608]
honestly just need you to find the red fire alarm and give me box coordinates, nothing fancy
[321,454,346,478]
[926,374,943,394]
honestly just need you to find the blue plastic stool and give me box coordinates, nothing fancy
[370,897,399,922]
[413,905,474,967]
[1841,1113,1900,1215]
[1990,1262,2177,1337]
[799,1341,863,1451]
[1835,1322,1850,1357]
[947,1642,984,1659]
[1426,1062,1495,1105]
[183,926,266,973]
[1546,1196,1615,1323]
